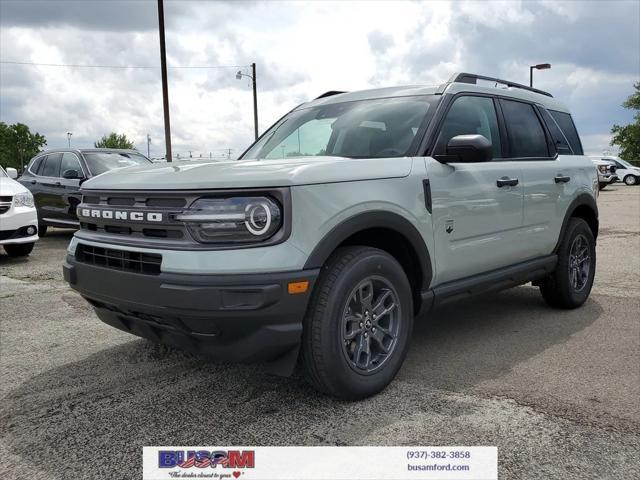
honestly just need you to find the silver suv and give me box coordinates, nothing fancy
[63,73,599,399]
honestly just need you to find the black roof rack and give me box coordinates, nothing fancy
[315,90,347,99]
[448,72,553,98]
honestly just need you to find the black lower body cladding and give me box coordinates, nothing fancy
[63,256,319,366]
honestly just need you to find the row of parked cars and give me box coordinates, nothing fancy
[591,155,640,189]
[0,149,151,256]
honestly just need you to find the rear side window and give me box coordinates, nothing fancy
[40,153,62,177]
[539,108,572,155]
[501,99,549,158]
[550,110,583,155]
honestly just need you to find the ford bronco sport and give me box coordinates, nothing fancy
[63,73,599,399]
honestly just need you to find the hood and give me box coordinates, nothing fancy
[0,176,29,196]
[81,156,413,191]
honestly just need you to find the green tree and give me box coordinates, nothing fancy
[94,132,135,149]
[0,122,47,172]
[611,82,640,166]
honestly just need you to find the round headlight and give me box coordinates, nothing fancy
[176,196,282,244]
[245,202,272,236]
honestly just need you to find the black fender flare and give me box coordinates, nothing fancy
[303,210,433,290]
[554,193,599,252]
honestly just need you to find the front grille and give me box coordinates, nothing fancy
[78,191,189,244]
[0,196,12,215]
[76,244,162,275]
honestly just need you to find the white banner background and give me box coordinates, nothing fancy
[143,446,497,480]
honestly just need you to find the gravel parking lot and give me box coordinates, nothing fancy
[1,186,639,479]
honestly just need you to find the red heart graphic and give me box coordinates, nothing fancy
[232,472,241,479]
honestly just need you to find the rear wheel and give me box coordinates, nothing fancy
[302,246,413,400]
[624,175,637,186]
[3,242,35,257]
[539,218,595,309]
[598,183,607,191]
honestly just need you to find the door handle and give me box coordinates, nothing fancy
[554,175,571,183]
[497,176,519,187]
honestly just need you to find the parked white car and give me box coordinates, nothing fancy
[597,155,640,186]
[0,166,39,256]
[590,158,618,190]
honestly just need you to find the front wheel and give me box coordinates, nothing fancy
[598,182,607,191]
[38,224,48,237]
[301,246,413,400]
[624,175,638,186]
[539,218,595,309]
[3,242,35,257]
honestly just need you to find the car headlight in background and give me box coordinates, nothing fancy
[13,191,34,208]
[175,196,282,244]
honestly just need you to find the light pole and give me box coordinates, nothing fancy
[146,133,151,158]
[236,63,258,140]
[529,63,551,87]
[67,132,72,148]
[157,0,172,162]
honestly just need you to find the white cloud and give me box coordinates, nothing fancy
[0,0,638,160]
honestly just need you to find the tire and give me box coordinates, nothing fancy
[539,218,595,309]
[38,224,47,237]
[301,246,413,400]
[624,175,638,186]
[3,242,35,257]
[598,183,607,191]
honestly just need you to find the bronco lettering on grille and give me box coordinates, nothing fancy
[79,208,163,222]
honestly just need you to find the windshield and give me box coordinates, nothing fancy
[241,96,434,160]
[82,151,150,176]
[0,167,7,178]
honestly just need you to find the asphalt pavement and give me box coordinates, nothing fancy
[1,185,638,479]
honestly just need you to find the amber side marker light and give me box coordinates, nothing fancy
[288,281,309,294]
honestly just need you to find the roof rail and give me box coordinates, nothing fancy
[447,72,553,98]
[315,90,347,99]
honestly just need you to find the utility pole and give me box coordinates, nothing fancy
[146,133,151,158]
[236,63,259,140]
[157,0,172,162]
[67,132,72,148]
[251,62,258,141]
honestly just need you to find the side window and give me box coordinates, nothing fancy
[30,156,45,174]
[40,153,62,177]
[60,153,83,177]
[539,108,572,155]
[549,110,584,155]
[434,96,501,158]
[501,99,549,158]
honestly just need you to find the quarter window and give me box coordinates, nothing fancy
[550,110,584,155]
[501,99,549,158]
[434,96,502,158]
[30,156,45,174]
[40,153,62,177]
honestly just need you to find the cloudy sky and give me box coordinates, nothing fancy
[1,0,638,159]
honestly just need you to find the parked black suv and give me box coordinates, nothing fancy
[19,149,151,235]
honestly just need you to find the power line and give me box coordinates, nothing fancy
[0,60,248,70]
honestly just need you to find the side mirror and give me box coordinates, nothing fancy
[6,167,18,179]
[62,169,83,179]
[442,134,492,163]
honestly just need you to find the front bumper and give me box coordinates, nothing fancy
[63,256,319,364]
[0,207,39,245]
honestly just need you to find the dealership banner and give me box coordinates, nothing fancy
[143,446,497,480]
